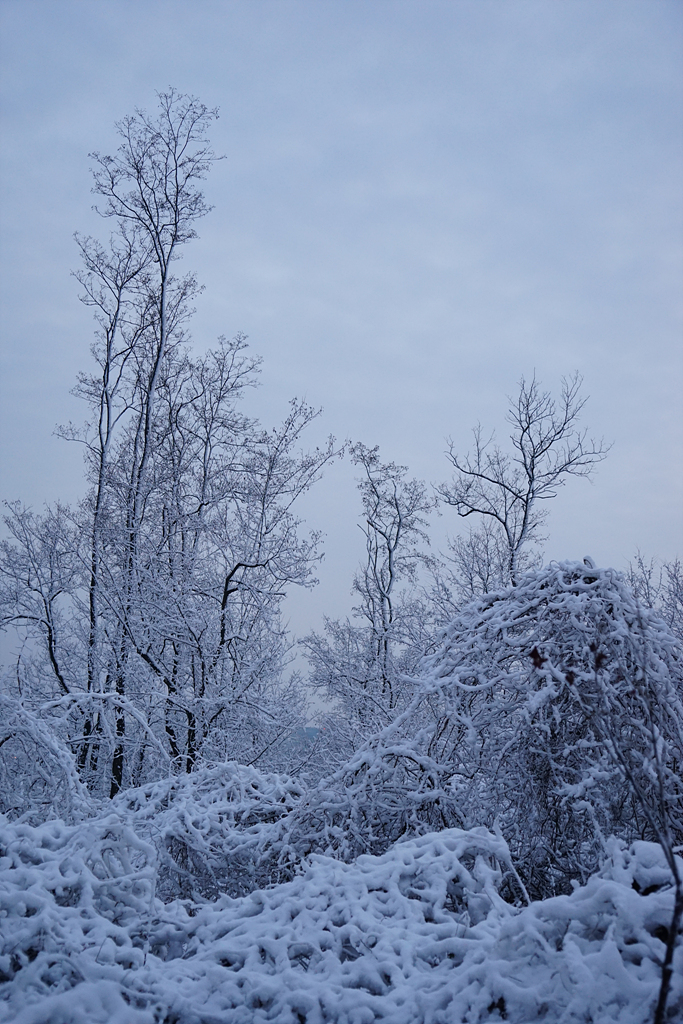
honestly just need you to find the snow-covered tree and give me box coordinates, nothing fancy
[303,444,435,766]
[0,92,336,797]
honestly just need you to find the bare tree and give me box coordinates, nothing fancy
[304,445,435,762]
[427,519,543,628]
[350,444,435,705]
[626,553,683,644]
[438,374,609,584]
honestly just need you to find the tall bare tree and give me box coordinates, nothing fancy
[438,374,609,584]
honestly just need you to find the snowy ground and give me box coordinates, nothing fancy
[1,812,680,1024]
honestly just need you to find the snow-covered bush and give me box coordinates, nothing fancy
[286,562,683,901]
[0,695,92,825]
[2,561,680,1021]
[423,559,683,897]
[113,762,304,900]
[1,812,680,1023]
[271,718,466,874]
[0,692,304,901]
[0,811,158,1023]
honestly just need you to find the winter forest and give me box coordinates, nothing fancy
[0,92,681,1024]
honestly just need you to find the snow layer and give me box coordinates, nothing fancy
[1,814,680,1023]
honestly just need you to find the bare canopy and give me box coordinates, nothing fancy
[438,374,610,584]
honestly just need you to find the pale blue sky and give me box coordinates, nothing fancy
[1,0,681,634]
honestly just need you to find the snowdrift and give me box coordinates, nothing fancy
[1,812,680,1024]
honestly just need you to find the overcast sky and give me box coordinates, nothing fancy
[0,0,681,639]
